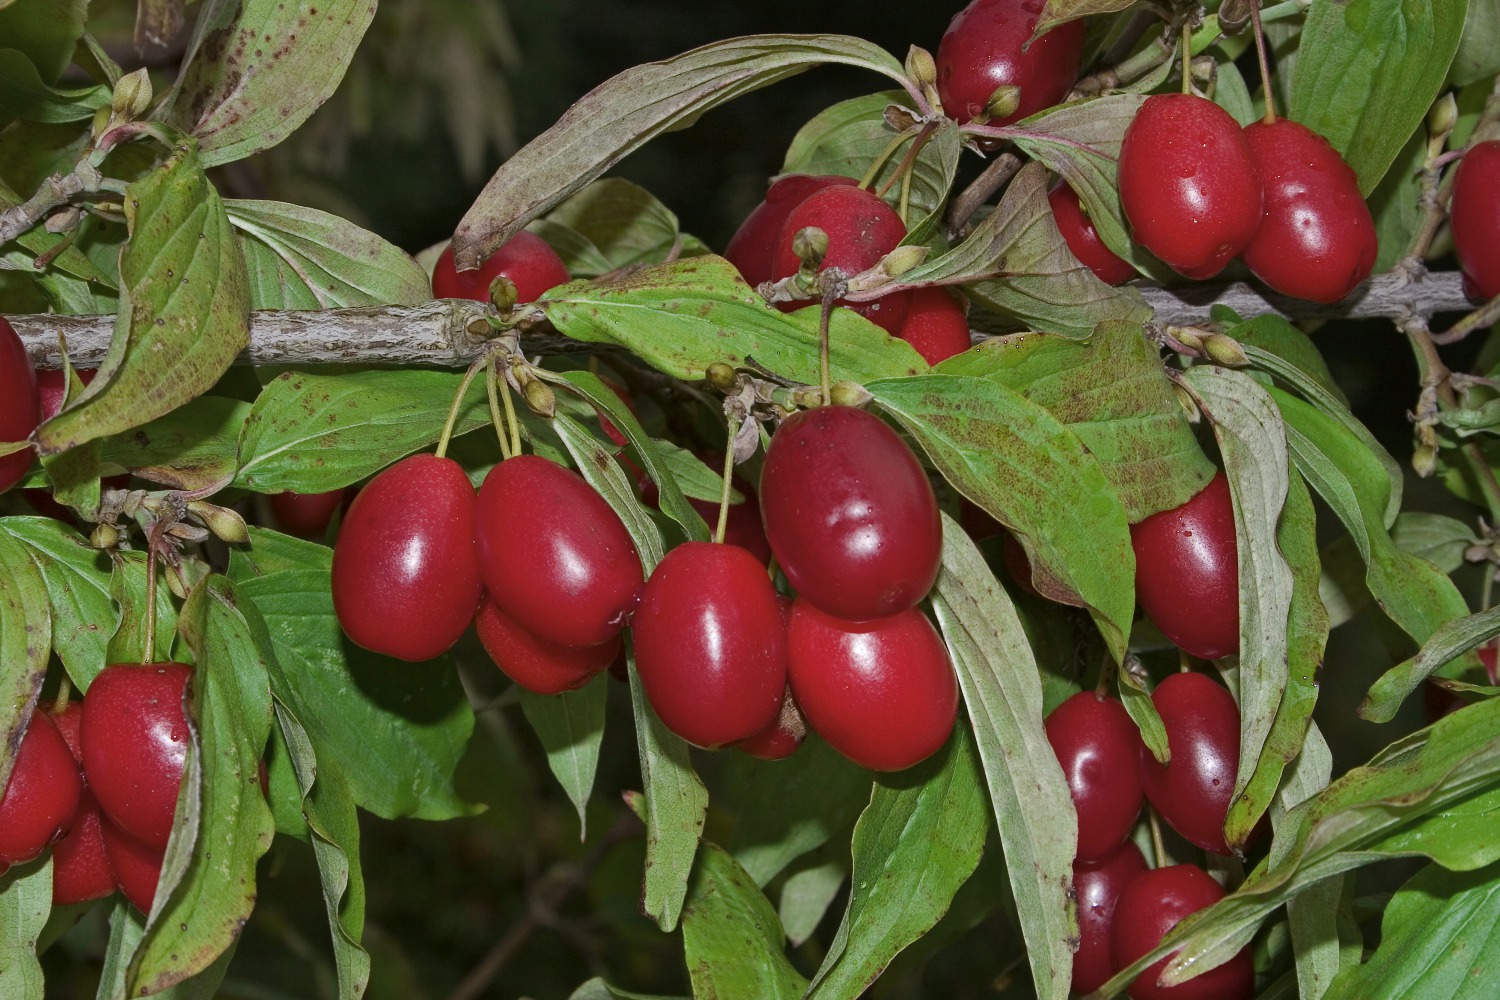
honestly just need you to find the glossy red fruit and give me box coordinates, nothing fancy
[36,366,96,419]
[761,406,941,620]
[936,0,1086,129]
[100,818,163,914]
[685,456,772,566]
[1452,140,1500,302]
[431,231,570,304]
[0,316,40,494]
[1119,94,1263,279]
[332,453,482,661]
[725,173,859,288]
[769,184,913,335]
[787,600,958,771]
[1073,841,1149,994]
[1130,473,1239,661]
[1049,182,1136,285]
[897,287,972,364]
[476,454,644,648]
[633,541,788,748]
[475,596,620,695]
[1138,671,1241,855]
[269,489,350,539]
[80,662,191,851]
[736,685,809,761]
[52,792,115,905]
[1240,119,1376,303]
[0,710,82,865]
[1111,864,1253,1000]
[1046,692,1145,862]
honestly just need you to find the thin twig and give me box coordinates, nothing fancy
[944,152,1021,241]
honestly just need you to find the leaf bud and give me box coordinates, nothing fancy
[187,500,249,544]
[706,362,738,393]
[487,275,519,313]
[880,245,929,277]
[905,45,938,89]
[110,68,154,120]
[45,206,82,235]
[1172,383,1201,422]
[1412,442,1437,478]
[90,523,120,549]
[983,85,1021,123]
[827,381,874,408]
[523,378,556,418]
[1217,0,1254,35]
[90,106,112,141]
[1202,333,1249,367]
[792,226,829,272]
[1430,93,1458,140]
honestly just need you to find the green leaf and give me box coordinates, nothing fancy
[1363,606,1500,723]
[106,550,180,668]
[1452,0,1500,86]
[1233,314,1348,407]
[938,320,1214,522]
[226,525,329,579]
[0,517,111,688]
[778,855,847,947]
[228,199,431,309]
[681,842,809,1000]
[1036,0,1137,34]
[234,370,491,493]
[0,0,88,84]
[0,49,108,128]
[100,396,250,492]
[166,0,378,168]
[530,179,707,279]
[234,566,475,820]
[929,520,1077,1000]
[1280,725,1354,1000]
[0,857,50,1000]
[1290,0,1466,193]
[129,576,275,996]
[452,34,908,265]
[518,677,608,839]
[0,530,51,791]
[536,256,925,386]
[567,977,688,1000]
[1326,859,1500,999]
[36,141,250,453]
[624,648,708,933]
[806,726,988,999]
[958,162,1152,337]
[1366,130,1427,273]
[552,412,667,572]
[1393,513,1476,574]
[868,373,1135,659]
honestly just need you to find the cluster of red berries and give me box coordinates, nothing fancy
[1047,670,1252,998]
[0,663,194,914]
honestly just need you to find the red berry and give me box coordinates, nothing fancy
[1240,119,1376,303]
[332,454,482,662]
[936,0,1086,129]
[632,541,788,748]
[52,791,115,905]
[1073,841,1149,994]
[80,663,191,851]
[25,368,131,522]
[769,184,913,335]
[897,287,972,364]
[761,406,941,621]
[724,174,859,288]
[736,685,809,761]
[1137,672,1241,855]
[99,818,163,914]
[475,596,619,695]
[0,710,82,865]
[476,455,643,648]
[1111,864,1253,1000]
[431,231,570,303]
[1119,94,1263,279]
[269,489,350,539]
[1049,182,1136,285]
[686,455,772,567]
[1130,473,1239,661]
[1045,692,1145,862]
[0,315,39,494]
[787,600,958,771]
[37,366,96,420]
[1452,140,1500,302]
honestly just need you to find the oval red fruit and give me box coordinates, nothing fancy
[1111,864,1253,1000]
[0,710,82,865]
[270,489,350,539]
[332,453,482,661]
[736,685,809,761]
[100,818,164,914]
[725,174,859,288]
[1045,692,1145,862]
[787,600,958,771]
[0,316,39,494]
[936,0,1086,129]
[897,287,972,364]
[761,405,941,621]
[475,596,619,695]
[1049,182,1136,285]
[431,231,570,304]
[476,454,643,648]
[1137,671,1241,855]
[1119,94,1263,279]
[1073,841,1149,994]
[1130,473,1239,661]
[1452,140,1500,302]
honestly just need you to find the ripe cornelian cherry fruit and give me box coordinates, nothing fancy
[897,287,972,364]
[1451,140,1500,302]
[332,453,482,662]
[1137,671,1242,855]
[43,701,115,905]
[270,488,351,539]
[1045,692,1145,863]
[736,685,809,760]
[1111,864,1253,1000]
[769,184,913,335]
[81,663,192,851]
[761,405,941,621]
[1130,472,1239,661]
[787,600,958,771]
[100,817,163,914]
[1049,182,1136,286]
[632,541,788,748]
[936,0,1086,129]
[24,368,131,522]
[476,454,644,648]
[1241,118,1376,303]
[725,173,858,288]
[475,596,620,695]
[1119,94,1263,279]
[0,709,82,865]
[0,316,39,494]
[431,230,570,303]
[1073,841,1148,994]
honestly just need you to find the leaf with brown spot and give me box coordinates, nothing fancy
[681,843,808,1000]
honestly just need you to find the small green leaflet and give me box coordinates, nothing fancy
[0,531,51,792]
[530,178,709,279]
[0,858,50,1000]
[680,843,808,999]
[519,677,609,840]
[1362,605,1500,723]
[0,517,113,689]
